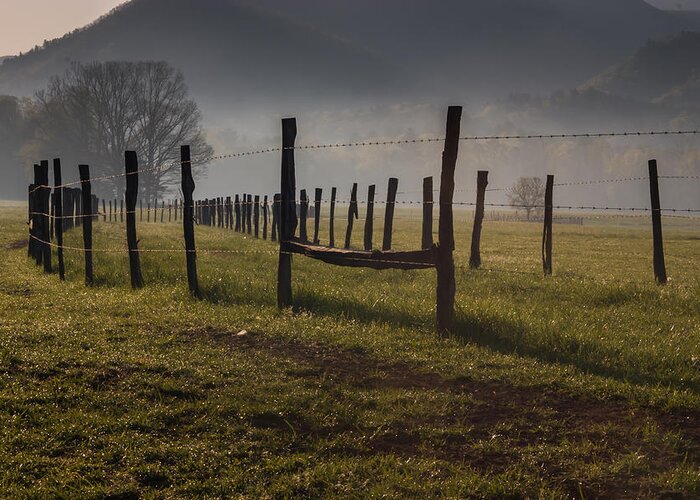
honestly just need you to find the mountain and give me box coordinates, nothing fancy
[0,0,401,113]
[247,0,700,98]
[2,0,700,115]
[582,31,700,107]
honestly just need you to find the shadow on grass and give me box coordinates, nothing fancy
[451,311,700,394]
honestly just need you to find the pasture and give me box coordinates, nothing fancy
[1,203,699,497]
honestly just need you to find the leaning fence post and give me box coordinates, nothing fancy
[181,145,201,298]
[382,178,399,251]
[422,176,434,249]
[278,118,298,308]
[436,106,462,334]
[299,189,308,242]
[542,175,554,276]
[39,161,52,273]
[470,170,489,269]
[313,188,322,245]
[344,183,358,249]
[79,165,93,285]
[53,159,65,280]
[648,159,667,284]
[329,187,337,248]
[263,195,269,240]
[364,184,376,250]
[125,152,144,289]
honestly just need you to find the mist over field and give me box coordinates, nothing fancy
[1,0,699,211]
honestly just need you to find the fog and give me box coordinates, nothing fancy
[1,0,699,212]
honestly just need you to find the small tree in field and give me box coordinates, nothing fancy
[507,177,545,220]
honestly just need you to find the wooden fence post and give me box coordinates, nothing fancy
[254,195,260,238]
[161,200,165,223]
[329,187,337,248]
[648,159,667,284]
[247,194,253,234]
[39,161,51,273]
[382,178,399,251]
[53,159,65,280]
[235,195,241,232]
[31,164,41,265]
[299,189,308,242]
[174,199,178,223]
[344,183,358,249]
[313,188,322,245]
[469,170,489,269]
[436,106,462,334]
[28,184,35,258]
[181,145,201,298]
[224,196,230,229]
[50,193,54,241]
[104,200,108,222]
[278,118,298,308]
[241,193,247,232]
[263,195,269,240]
[125,152,144,289]
[364,184,376,251]
[542,175,554,277]
[147,201,151,223]
[272,194,280,242]
[422,177,434,249]
[79,165,93,285]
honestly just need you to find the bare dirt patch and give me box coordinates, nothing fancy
[190,328,700,497]
[6,239,27,250]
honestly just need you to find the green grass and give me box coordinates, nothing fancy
[1,203,699,498]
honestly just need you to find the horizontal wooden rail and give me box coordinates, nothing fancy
[282,239,436,270]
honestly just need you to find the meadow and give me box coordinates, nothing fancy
[0,202,699,498]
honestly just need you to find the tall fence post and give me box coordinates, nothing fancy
[278,118,298,308]
[364,184,376,251]
[344,183,359,249]
[181,145,201,298]
[53,159,65,280]
[39,160,51,273]
[299,189,309,242]
[436,106,462,334]
[263,195,269,240]
[542,174,554,277]
[125,152,144,289]
[648,159,667,284]
[79,165,93,285]
[470,170,489,269]
[382,178,399,251]
[104,200,108,222]
[329,187,337,248]
[422,176,434,249]
[313,188,322,245]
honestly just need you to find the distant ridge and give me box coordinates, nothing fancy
[2,0,700,111]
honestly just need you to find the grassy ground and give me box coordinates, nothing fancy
[1,203,699,498]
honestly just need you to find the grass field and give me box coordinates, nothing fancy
[1,202,699,498]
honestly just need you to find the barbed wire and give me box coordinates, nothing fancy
[25,127,700,194]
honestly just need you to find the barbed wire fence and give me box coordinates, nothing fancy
[23,118,700,321]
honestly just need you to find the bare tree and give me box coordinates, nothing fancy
[507,177,545,220]
[31,61,212,200]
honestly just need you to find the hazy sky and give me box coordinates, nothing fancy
[2,0,700,56]
[1,0,125,55]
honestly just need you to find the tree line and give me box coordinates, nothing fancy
[1,61,212,201]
